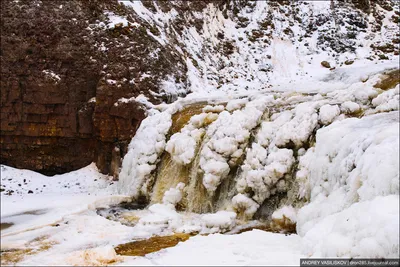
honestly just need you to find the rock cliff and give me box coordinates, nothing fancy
[1,0,398,176]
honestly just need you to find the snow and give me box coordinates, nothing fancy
[65,245,123,266]
[162,183,185,206]
[275,103,318,148]
[118,110,172,198]
[370,85,400,113]
[295,148,315,200]
[105,11,129,29]
[0,164,136,265]
[2,1,400,264]
[300,196,399,258]
[318,104,341,125]
[236,101,319,206]
[199,97,270,192]
[42,69,61,83]
[297,111,399,258]
[225,98,248,112]
[2,82,399,265]
[106,79,117,85]
[201,211,237,231]
[160,75,186,102]
[202,105,225,113]
[340,101,360,114]
[166,112,218,165]
[272,205,297,223]
[238,146,295,204]
[120,230,303,266]
[0,163,117,201]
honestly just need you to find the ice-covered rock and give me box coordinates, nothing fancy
[118,111,172,198]
[166,113,219,165]
[318,104,340,125]
[232,193,260,219]
[340,101,360,114]
[163,183,185,206]
[199,98,270,192]
[201,211,237,232]
[297,111,399,257]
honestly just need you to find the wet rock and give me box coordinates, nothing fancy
[378,54,389,60]
[321,61,331,68]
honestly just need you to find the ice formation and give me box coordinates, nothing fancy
[118,110,172,198]
[295,147,315,200]
[272,205,297,223]
[318,104,341,125]
[111,64,399,259]
[199,97,270,192]
[297,111,399,257]
[162,183,185,206]
[2,0,400,264]
[166,112,219,165]
[340,101,360,114]
[232,193,260,219]
[370,85,400,113]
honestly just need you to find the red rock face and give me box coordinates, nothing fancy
[0,0,187,176]
[2,0,394,177]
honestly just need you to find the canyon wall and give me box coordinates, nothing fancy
[1,0,398,176]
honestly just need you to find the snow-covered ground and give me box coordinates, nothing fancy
[120,230,303,266]
[1,165,303,266]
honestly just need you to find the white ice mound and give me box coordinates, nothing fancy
[199,97,272,192]
[201,211,237,231]
[318,104,340,125]
[166,112,219,165]
[163,183,185,206]
[118,111,172,198]
[272,205,297,223]
[297,111,400,258]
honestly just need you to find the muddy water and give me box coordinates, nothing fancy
[1,222,14,231]
[113,225,284,257]
[151,102,225,213]
[115,233,192,256]
[151,153,190,206]
[170,103,207,134]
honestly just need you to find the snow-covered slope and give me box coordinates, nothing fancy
[117,0,399,97]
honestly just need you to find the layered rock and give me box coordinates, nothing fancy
[1,0,398,176]
[0,0,187,175]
